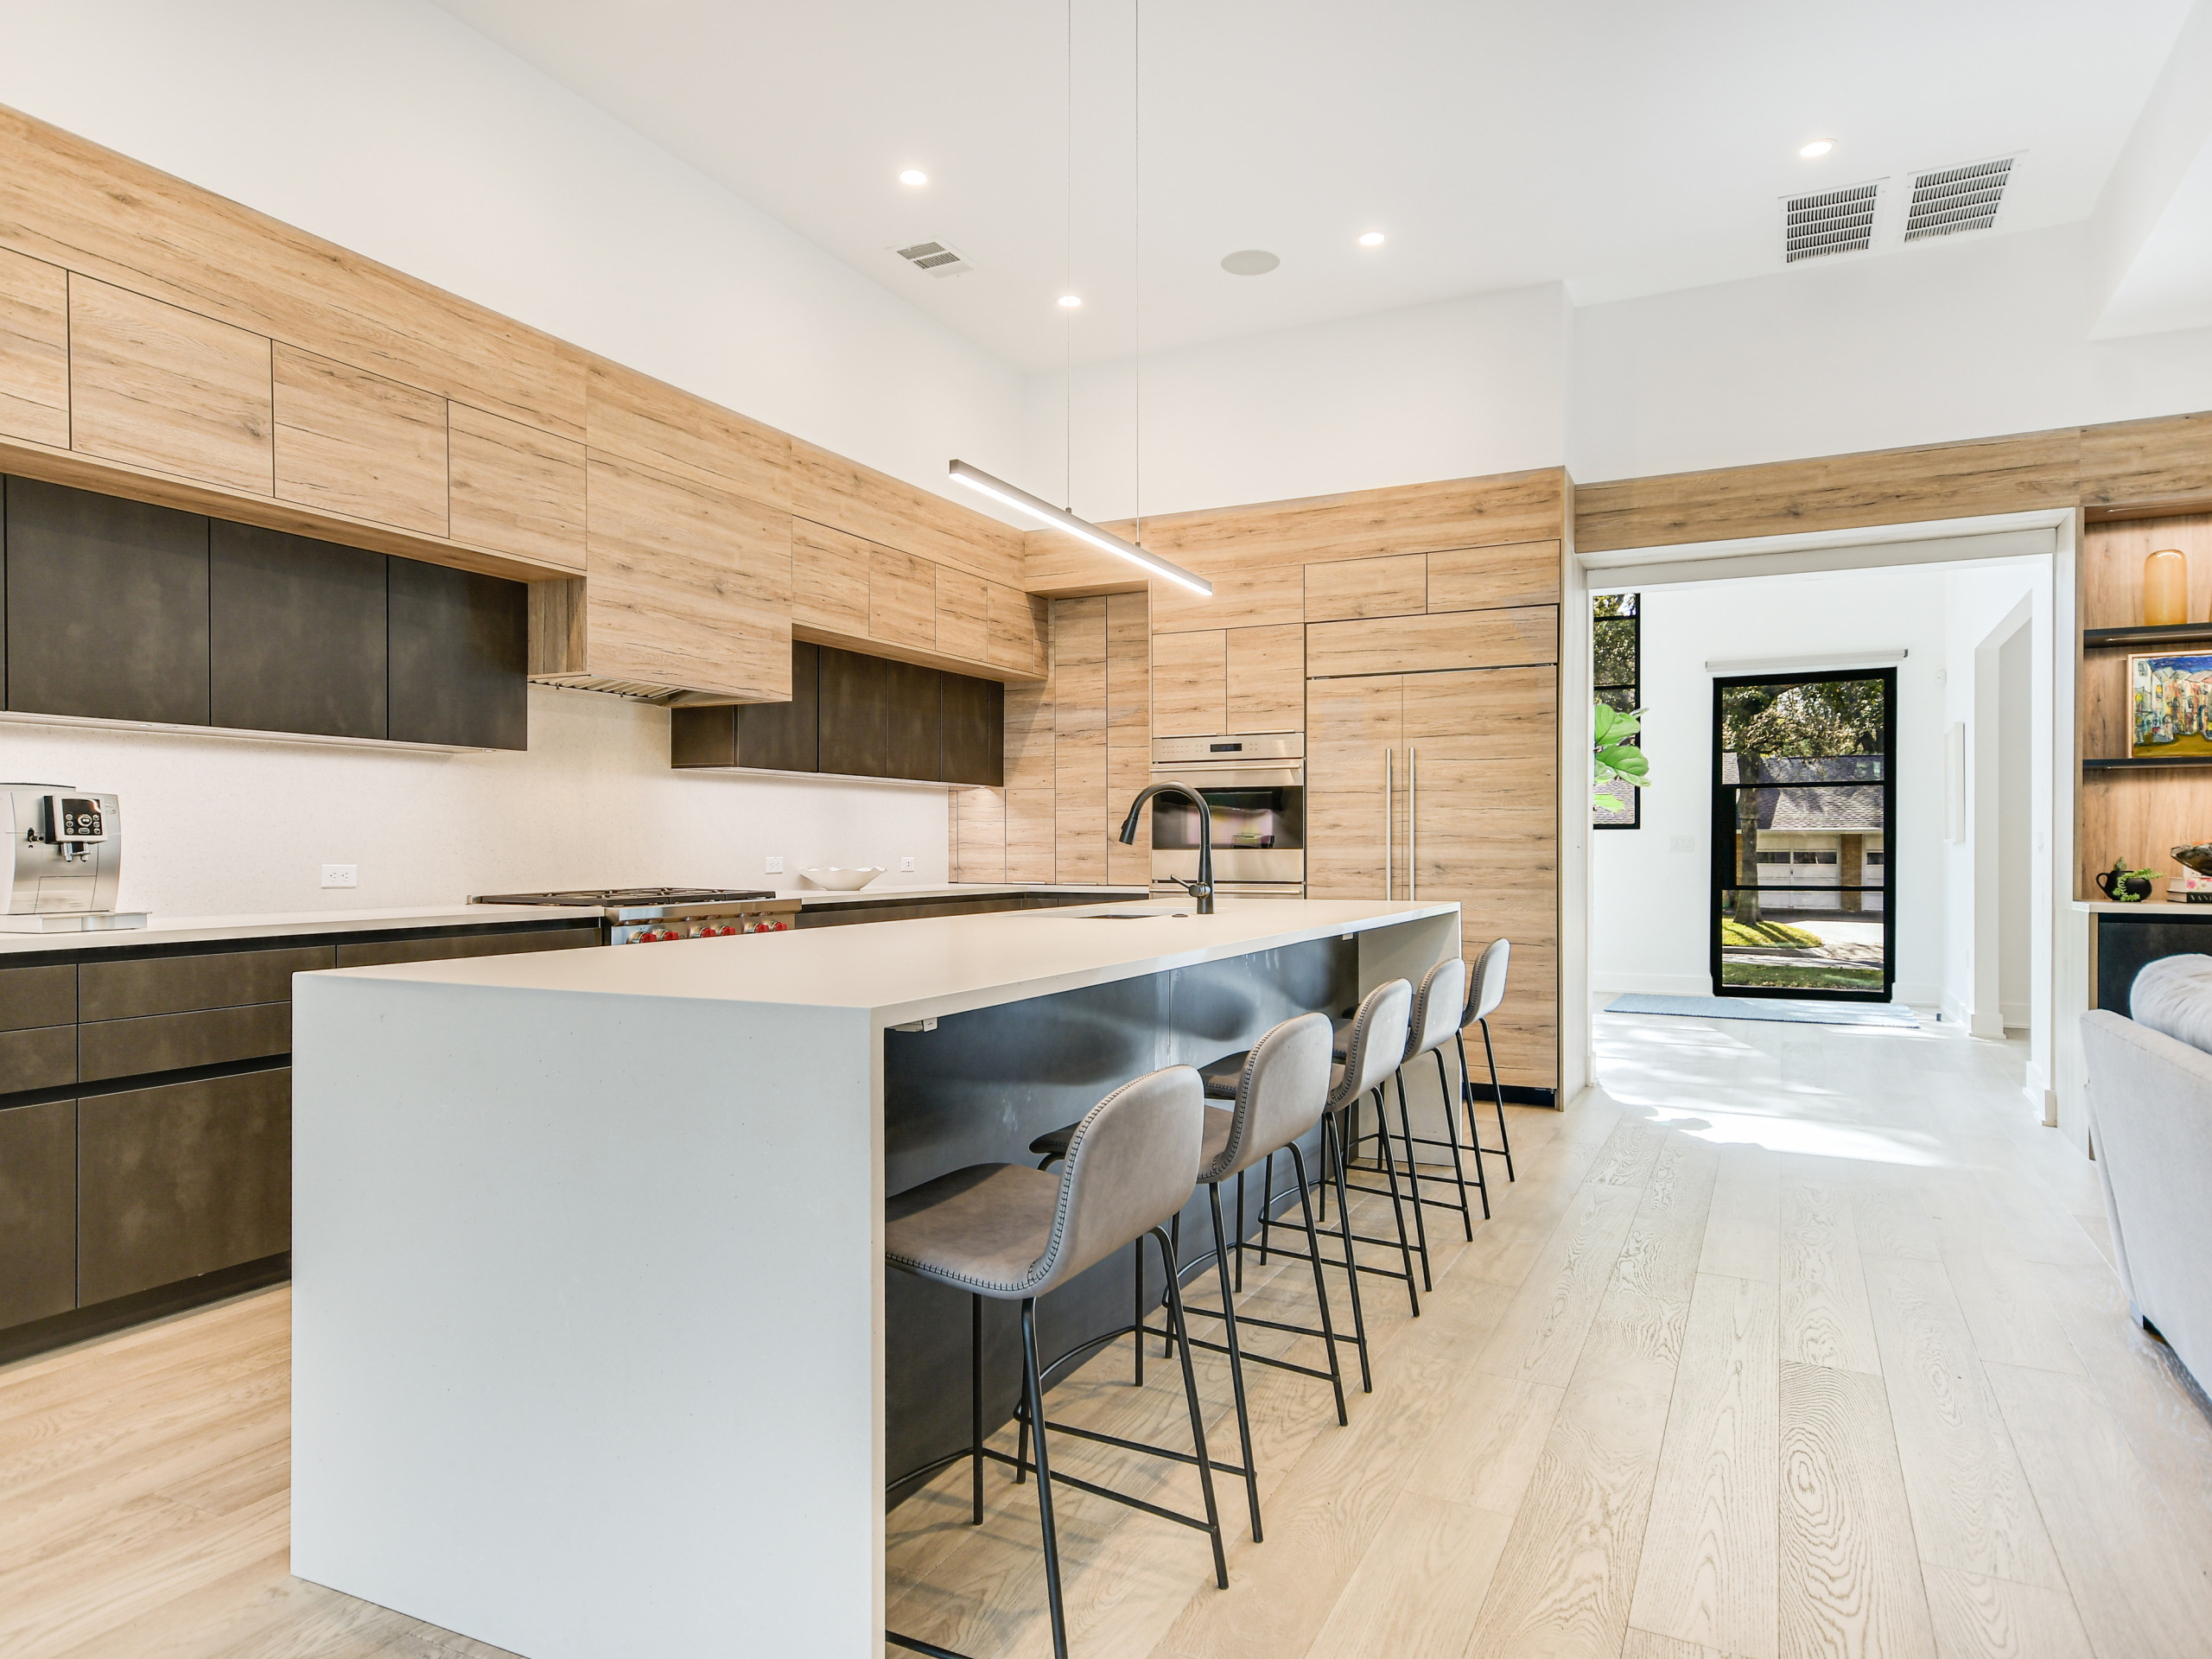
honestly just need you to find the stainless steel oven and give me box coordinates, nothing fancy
[1147,734,1304,898]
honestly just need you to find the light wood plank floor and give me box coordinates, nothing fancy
[8,1010,2211,1658]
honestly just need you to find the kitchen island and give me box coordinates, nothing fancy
[289,897,1461,1659]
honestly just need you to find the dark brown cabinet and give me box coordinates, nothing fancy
[4,476,211,725]
[0,1100,75,1326]
[943,672,1005,786]
[210,521,387,739]
[817,645,888,778]
[388,558,528,749]
[673,642,1002,785]
[886,661,942,781]
[77,1068,291,1305]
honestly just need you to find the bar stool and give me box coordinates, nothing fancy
[1243,978,1415,1396]
[1352,956,1490,1260]
[1461,938,1516,1181]
[1029,1012,1345,1544]
[885,1065,1224,1659]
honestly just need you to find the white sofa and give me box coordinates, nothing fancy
[2080,952,2212,1389]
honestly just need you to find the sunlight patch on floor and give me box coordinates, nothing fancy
[1639,1104,1946,1166]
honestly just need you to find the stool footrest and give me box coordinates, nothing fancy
[1148,1316,1344,1385]
[985,1440,1228,1534]
[1262,1237,1418,1284]
[888,1631,975,1659]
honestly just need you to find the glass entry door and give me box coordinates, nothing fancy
[1710,668,1896,1001]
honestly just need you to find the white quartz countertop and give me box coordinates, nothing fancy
[312,898,1461,1025]
[2073,899,2212,913]
[0,903,588,956]
[789,882,1147,906]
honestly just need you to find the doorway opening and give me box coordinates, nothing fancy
[1710,666,1897,1001]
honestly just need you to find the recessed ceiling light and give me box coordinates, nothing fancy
[1220,249,1281,276]
[1799,140,1834,159]
[899,168,928,186]
[1358,231,1385,247]
[1058,294,1082,308]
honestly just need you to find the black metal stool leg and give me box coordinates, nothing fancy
[1258,1151,1275,1263]
[1233,1168,1247,1294]
[970,1293,984,1524]
[1482,1017,1516,1179]
[1287,1141,1350,1422]
[1371,1088,1421,1316]
[1154,1225,1230,1590]
[1390,1071,1434,1291]
[1020,1297,1071,1659]
[1132,1236,1146,1386]
[1325,1109,1374,1392]
[1438,1044,1487,1221]
[1206,1179,1264,1541]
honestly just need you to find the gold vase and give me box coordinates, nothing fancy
[2145,547,2189,626]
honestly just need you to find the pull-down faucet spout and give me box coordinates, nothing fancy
[1117,784,1214,914]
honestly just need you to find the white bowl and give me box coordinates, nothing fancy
[800,867,885,892]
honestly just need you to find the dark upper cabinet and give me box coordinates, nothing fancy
[388,558,528,750]
[737,640,819,771]
[885,661,942,782]
[669,705,736,768]
[210,521,387,739]
[4,476,210,726]
[817,646,888,779]
[943,672,1005,787]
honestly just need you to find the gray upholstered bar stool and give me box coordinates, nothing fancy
[1352,955,1491,1270]
[1034,1012,1346,1544]
[1244,977,1415,1393]
[885,1065,1226,1659]
[1460,938,1516,1181]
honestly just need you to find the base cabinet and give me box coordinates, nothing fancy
[0,1099,75,1326]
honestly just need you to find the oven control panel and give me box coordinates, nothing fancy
[611,899,803,944]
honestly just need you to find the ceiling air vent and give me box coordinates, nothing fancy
[1783,181,1880,263]
[892,239,975,277]
[1904,156,2014,242]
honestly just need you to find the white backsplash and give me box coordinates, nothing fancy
[0,686,951,918]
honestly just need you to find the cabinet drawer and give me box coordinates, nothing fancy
[0,1099,75,1326]
[78,1068,289,1306]
[0,963,74,1033]
[79,1003,290,1084]
[334,926,596,968]
[80,945,333,1021]
[0,1025,77,1096]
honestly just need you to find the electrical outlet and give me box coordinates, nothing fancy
[766,855,784,874]
[899,856,916,872]
[1669,836,1694,854]
[321,863,358,889]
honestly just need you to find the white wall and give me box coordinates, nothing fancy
[0,0,1033,512]
[0,693,952,919]
[1570,222,2212,484]
[1999,626,2033,1027]
[1021,285,1570,522]
[1591,565,1959,1007]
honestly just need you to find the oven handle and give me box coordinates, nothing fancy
[1147,765,1303,789]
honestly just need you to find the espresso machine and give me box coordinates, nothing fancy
[2,785,144,931]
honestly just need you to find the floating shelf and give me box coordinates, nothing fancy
[2083,756,2212,770]
[2083,622,2212,649]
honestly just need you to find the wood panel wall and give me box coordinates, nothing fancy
[0,104,1032,705]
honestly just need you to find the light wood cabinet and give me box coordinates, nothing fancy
[1306,604,1557,677]
[272,346,447,536]
[1152,629,1227,737]
[68,276,272,494]
[0,246,67,448]
[870,548,937,650]
[1224,623,1304,733]
[936,568,989,663]
[448,404,586,570]
[987,582,1046,677]
[791,522,871,636]
[586,359,789,512]
[1053,597,1109,882]
[1106,593,1151,886]
[1305,553,1427,621]
[570,454,792,701]
[1425,539,1560,613]
[791,439,1025,588]
[1306,674,1402,901]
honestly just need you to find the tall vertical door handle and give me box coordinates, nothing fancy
[1409,745,1417,902]
[1383,747,1394,900]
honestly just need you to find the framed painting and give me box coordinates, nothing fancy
[2130,652,2212,758]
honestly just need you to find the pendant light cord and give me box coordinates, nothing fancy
[1064,0,1073,512]
[1132,0,1141,550]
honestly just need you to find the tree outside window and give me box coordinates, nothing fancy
[1594,594,1640,829]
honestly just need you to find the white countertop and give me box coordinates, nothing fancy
[315,897,1461,1025]
[0,903,587,956]
[2074,899,2212,913]
[789,882,1147,907]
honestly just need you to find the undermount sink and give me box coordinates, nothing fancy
[1083,909,1193,918]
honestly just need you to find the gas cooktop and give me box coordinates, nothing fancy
[473,887,778,906]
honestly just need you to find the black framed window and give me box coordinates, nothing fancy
[1594,593,1640,829]
[1710,666,1896,1002]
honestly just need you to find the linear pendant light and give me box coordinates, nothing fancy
[947,460,1212,595]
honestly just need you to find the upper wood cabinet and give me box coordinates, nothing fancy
[987,582,1046,677]
[1152,629,1226,738]
[569,455,793,702]
[68,276,272,494]
[448,404,586,570]
[936,568,988,662]
[0,248,67,448]
[272,346,447,537]
[1305,553,1427,622]
[869,548,937,650]
[1425,539,1561,613]
[1306,605,1559,678]
[1225,624,1304,734]
[585,360,789,512]
[791,522,872,636]
[790,440,1024,588]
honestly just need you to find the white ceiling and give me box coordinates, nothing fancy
[433,0,2195,372]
